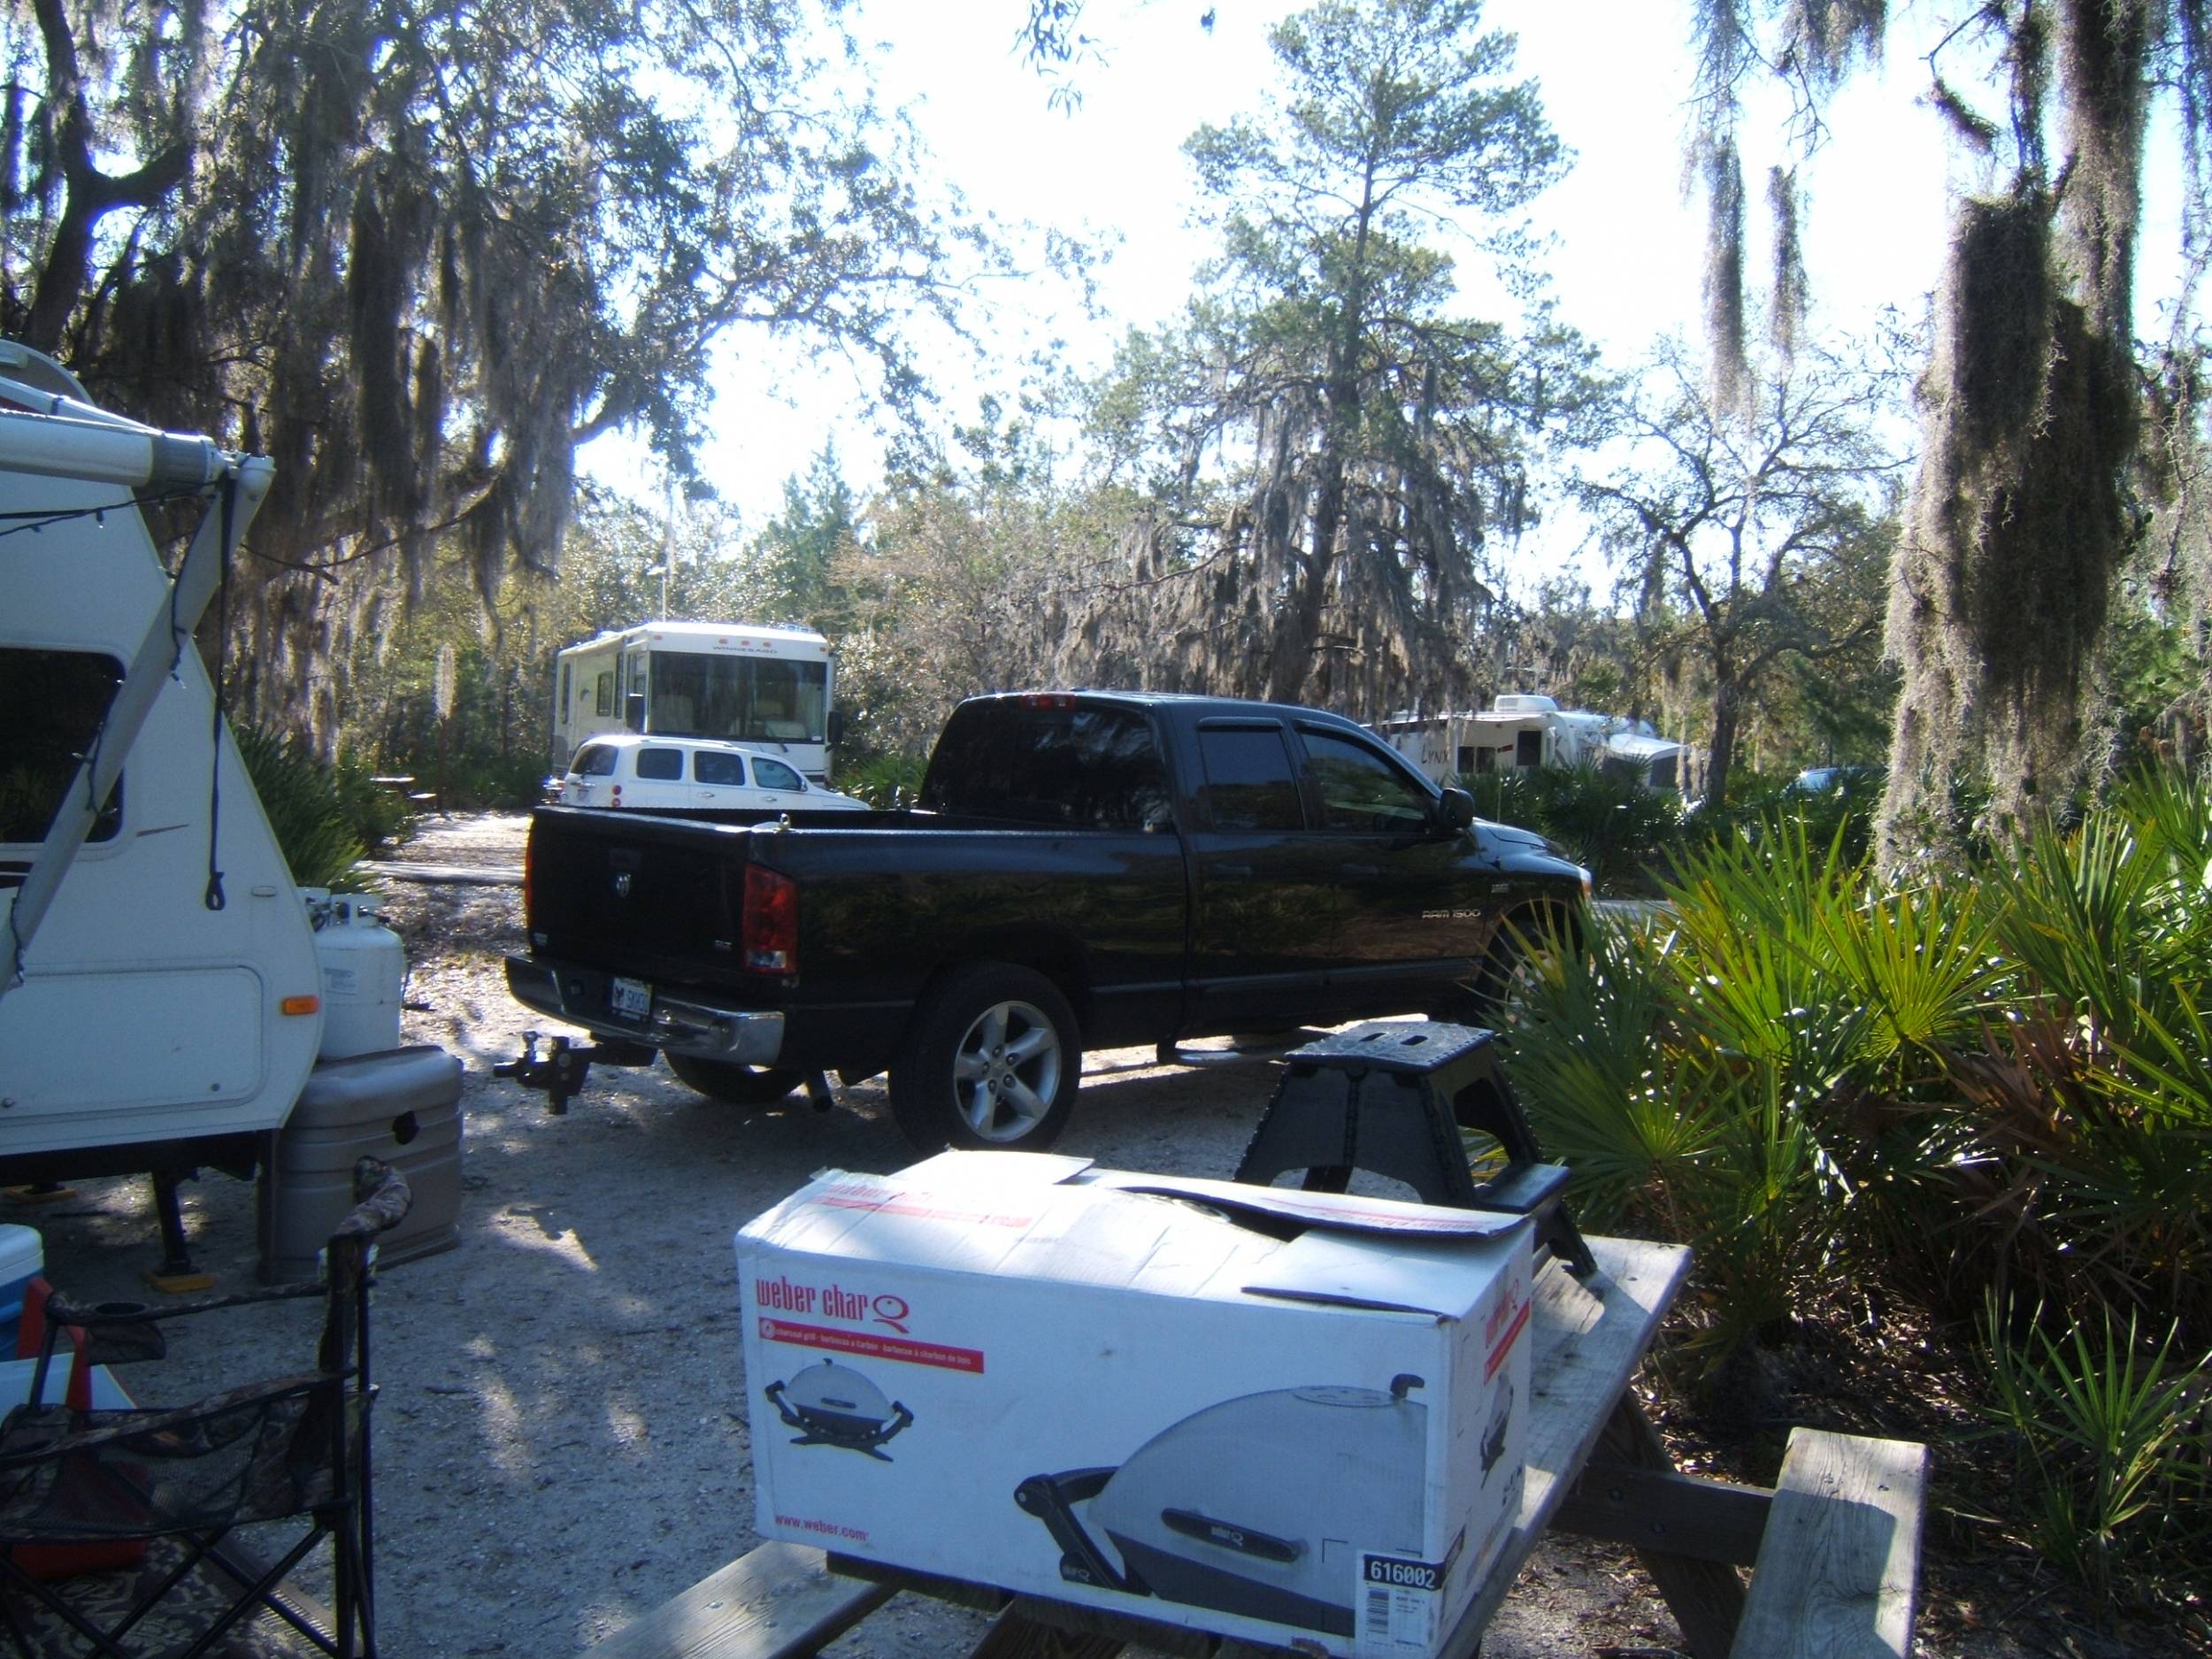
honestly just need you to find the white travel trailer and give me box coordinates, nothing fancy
[1378,695,1687,793]
[0,342,455,1274]
[550,619,842,782]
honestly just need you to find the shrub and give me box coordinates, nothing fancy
[375,747,549,810]
[1459,764,1684,895]
[1507,760,2212,1602]
[330,752,418,855]
[1978,1298,2211,1606]
[231,726,369,889]
[838,750,926,809]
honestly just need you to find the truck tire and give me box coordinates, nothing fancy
[665,1054,804,1106]
[1425,916,1548,1035]
[1449,908,1567,1029]
[890,964,1081,1151]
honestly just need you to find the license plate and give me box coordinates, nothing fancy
[611,976,652,1021]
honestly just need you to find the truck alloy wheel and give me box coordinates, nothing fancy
[891,963,1080,1151]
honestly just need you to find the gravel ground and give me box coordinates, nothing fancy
[14,811,1694,1658]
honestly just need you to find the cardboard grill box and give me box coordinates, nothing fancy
[736,1152,1533,1659]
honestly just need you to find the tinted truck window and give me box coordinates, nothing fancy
[1300,729,1432,831]
[923,704,1169,830]
[1197,726,1303,832]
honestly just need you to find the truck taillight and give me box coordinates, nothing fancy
[743,866,797,973]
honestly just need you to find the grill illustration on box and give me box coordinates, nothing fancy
[1015,1373,1431,1638]
[764,1360,914,1460]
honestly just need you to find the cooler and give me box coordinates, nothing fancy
[0,1225,40,1354]
[258,1045,465,1282]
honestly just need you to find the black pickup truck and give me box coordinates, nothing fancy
[505,691,1588,1149]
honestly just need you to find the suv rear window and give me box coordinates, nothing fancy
[573,745,618,778]
[922,703,1169,830]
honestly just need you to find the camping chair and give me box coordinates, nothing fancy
[0,1159,411,1658]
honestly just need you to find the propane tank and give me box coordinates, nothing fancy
[303,891,407,1059]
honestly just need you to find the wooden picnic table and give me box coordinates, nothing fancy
[586,1235,1929,1659]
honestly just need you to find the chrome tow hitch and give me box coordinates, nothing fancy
[493,1029,655,1114]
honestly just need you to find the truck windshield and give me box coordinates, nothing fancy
[649,651,827,744]
[922,705,1169,830]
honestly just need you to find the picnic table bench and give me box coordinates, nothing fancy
[583,1236,1930,1659]
[370,773,439,807]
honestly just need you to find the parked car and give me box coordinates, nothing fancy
[558,733,868,813]
[1790,764,1885,795]
[509,690,1591,1151]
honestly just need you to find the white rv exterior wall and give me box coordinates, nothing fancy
[0,469,324,1156]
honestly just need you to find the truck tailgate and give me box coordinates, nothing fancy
[528,807,752,979]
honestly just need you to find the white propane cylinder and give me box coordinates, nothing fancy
[310,893,407,1059]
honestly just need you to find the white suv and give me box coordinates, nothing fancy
[558,734,869,813]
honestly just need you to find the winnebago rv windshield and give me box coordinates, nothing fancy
[550,620,839,781]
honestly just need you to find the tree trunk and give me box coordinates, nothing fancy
[1271,455,1346,703]
[1706,674,1741,810]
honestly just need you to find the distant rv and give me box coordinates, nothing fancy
[551,620,842,782]
[1378,695,1686,793]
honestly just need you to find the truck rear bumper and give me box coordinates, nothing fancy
[504,956,786,1064]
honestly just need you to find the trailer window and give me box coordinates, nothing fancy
[595,672,614,717]
[1,649,124,845]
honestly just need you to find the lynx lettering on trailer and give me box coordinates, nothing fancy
[550,621,841,783]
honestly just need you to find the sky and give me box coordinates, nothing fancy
[586,1,2191,575]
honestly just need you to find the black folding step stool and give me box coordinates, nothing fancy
[1233,1020,1597,1279]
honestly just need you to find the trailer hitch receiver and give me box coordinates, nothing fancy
[494,1030,655,1115]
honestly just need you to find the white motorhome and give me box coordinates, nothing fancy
[550,619,841,782]
[1378,695,1687,793]
[0,342,456,1272]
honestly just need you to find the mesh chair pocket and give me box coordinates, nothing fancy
[0,1373,338,1543]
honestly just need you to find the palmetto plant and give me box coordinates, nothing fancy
[232,726,370,892]
[1512,865,1851,1358]
[1978,1297,2211,1607]
[1508,915,1718,1232]
[1505,764,2212,1601]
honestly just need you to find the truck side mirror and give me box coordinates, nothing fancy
[625,692,647,733]
[827,708,846,748]
[1435,787,1476,833]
